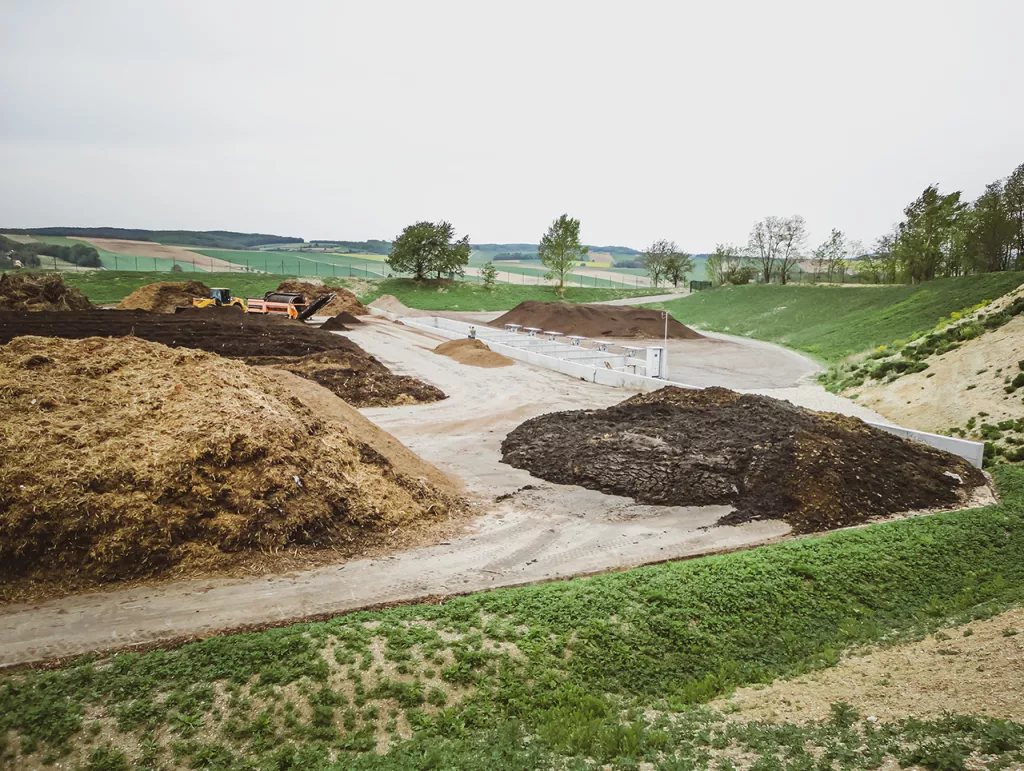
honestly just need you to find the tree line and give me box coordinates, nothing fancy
[0,235,102,269]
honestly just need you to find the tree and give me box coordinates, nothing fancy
[705,244,743,286]
[1006,163,1024,269]
[747,216,806,284]
[812,228,846,283]
[664,251,695,288]
[891,185,963,283]
[388,221,470,281]
[480,261,498,289]
[641,239,675,287]
[538,214,588,294]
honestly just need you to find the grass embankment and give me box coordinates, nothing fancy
[655,273,1024,364]
[4,467,1024,769]
[361,279,660,311]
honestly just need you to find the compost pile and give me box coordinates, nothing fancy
[0,336,462,590]
[118,280,212,312]
[491,301,703,339]
[501,386,985,533]
[276,281,368,316]
[434,338,514,368]
[0,311,445,407]
[321,311,363,331]
[0,273,92,311]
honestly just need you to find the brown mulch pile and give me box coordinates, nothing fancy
[0,273,93,311]
[434,338,514,368]
[0,311,445,407]
[491,301,703,339]
[276,281,368,316]
[320,312,363,331]
[117,280,212,312]
[501,386,985,533]
[0,336,463,592]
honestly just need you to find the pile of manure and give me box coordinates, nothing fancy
[491,301,703,339]
[500,386,985,533]
[0,273,92,312]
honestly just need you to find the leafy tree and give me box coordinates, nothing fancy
[664,251,695,288]
[641,239,675,287]
[538,214,588,294]
[480,261,498,289]
[1006,163,1024,269]
[812,228,846,283]
[705,244,743,286]
[388,221,470,281]
[891,185,963,283]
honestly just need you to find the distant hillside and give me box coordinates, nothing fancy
[1,227,303,250]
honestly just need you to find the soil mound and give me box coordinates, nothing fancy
[369,294,426,317]
[0,336,463,591]
[491,301,703,339]
[0,311,446,408]
[118,280,212,313]
[434,338,514,368]
[0,273,92,312]
[276,281,367,316]
[501,386,984,533]
[320,312,363,331]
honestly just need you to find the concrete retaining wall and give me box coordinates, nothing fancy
[385,312,985,468]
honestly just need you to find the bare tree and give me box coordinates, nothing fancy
[747,216,806,284]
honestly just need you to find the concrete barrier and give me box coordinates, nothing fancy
[387,313,986,468]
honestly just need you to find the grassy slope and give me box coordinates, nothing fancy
[656,273,1024,363]
[3,465,1023,768]
[360,278,662,311]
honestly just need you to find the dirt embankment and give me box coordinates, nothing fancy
[0,273,92,311]
[0,311,445,407]
[118,280,212,312]
[434,338,515,368]
[501,386,985,533]
[491,301,703,339]
[276,281,368,316]
[0,336,463,597]
[368,294,427,317]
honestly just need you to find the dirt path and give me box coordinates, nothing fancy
[714,606,1024,723]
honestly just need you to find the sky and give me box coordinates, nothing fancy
[1,0,1022,251]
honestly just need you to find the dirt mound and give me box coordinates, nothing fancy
[264,349,447,407]
[276,281,367,316]
[369,294,427,317]
[501,386,984,533]
[118,280,212,313]
[0,311,446,408]
[320,312,363,331]
[491,301,703,339]
[0,336,463,591]
[0,273,92,312]
[434,338,514,368]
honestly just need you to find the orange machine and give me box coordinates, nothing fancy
[244,291,336,320]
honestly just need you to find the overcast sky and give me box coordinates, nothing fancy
[1,1,1021,250]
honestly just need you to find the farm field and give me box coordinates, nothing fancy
[30,236,183,272]
[191,249,394,278]
[654,272,1024,363]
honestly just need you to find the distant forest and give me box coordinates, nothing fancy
[0,228,303,250]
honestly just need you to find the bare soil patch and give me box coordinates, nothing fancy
[117,279,212,312]
[0,336,464,598]
[501,386,985,533]
[491,300,702,339]
[0,310,445,407]
[0,273,92,311]
[277,280,368,316]
[434,338,514,368]
[369,294,427,317]
[716,606,1024,723]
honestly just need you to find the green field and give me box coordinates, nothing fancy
[3,465,1022,768]
[30,236,183,272]
[193,249,396,279]
[654,272,1024,363]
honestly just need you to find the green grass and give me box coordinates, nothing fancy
[3,465,1024,768]
[193,249,394,279]
[653,273,1024,363]
[360,278,663,311]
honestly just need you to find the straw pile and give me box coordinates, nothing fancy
[118,280,212,312]
[434,338,514,368]
[502,386,985,533]
[0,273,92,311]
[276,281,368,316]
[0,336,462,590]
